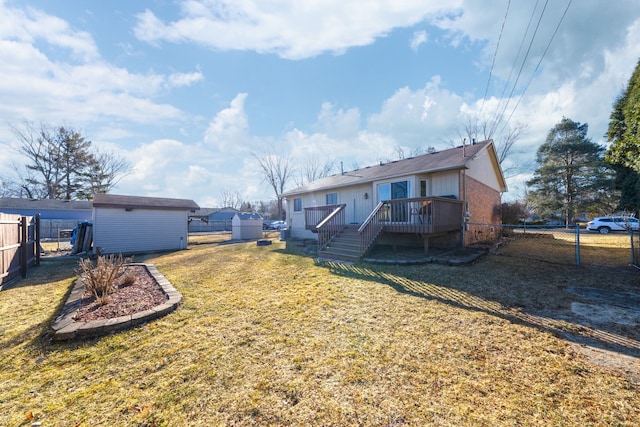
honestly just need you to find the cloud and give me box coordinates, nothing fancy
[0,1,201,129]
[203,93,251,151]
[167,70,204,88]
[367,76,465,147]
[313,102,361,138]
[134,1,462,59]
[410,30,428,51]
[0,1,98,61]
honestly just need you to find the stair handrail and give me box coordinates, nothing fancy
[316,204,347,251]
[358,201,386,257]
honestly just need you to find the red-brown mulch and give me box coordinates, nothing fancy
[73,265,167,322]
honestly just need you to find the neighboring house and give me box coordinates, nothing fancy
[93,194,200,254]
[188,207,240,232]
[0,197,92,220]
[282,140,507,261]
[0,197,92,239]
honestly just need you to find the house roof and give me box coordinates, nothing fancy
[190,207,240,217]
[283,140,504,196]
[92,194,200,211]
[0,197,92,210]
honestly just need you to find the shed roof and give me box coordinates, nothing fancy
[92,194,200,211]
[233,212,262,220]
[0,197,92,210]
[283,140,503,196]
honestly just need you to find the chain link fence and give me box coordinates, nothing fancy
[467,222,637,268]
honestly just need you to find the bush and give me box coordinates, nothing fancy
[78,254,131,305]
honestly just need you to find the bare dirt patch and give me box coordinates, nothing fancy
[73,265,167,322]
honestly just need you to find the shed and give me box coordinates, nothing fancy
[92,194,200,254]
[232,212,263,240]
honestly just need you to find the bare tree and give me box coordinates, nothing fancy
[7,121,130,199]
[253,147,294,220]
[294,156,335,186]
[219,189,244,209]
[10,121,62,199]
[451,115,529,178]
[86,149,131,197]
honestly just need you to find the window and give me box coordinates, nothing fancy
[293,198,302,212]
[420,180,428,197]
[326,193,338,205]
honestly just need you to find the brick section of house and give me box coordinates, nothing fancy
[461,174,502,245]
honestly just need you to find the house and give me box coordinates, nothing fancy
[188,207,240,232]
[92,194,200,255]
[0,197,93,239]
[282,140,507,261]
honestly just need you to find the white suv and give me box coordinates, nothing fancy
[586,216,639,234]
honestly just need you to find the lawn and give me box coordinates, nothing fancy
[1,233,639,426]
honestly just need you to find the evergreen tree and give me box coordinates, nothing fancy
[527,118,616,225]
[606,58,640,172]
[7,121,130,200]
[605,58,640,215]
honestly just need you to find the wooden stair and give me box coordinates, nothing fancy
[317,225,362,262]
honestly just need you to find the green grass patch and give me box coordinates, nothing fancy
[1,234,639,426]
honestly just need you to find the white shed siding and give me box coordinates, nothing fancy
[93,208,188,254]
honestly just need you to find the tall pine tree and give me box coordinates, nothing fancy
[527,118,616,225]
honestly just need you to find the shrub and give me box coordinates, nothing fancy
[121,272,136,287]
[78,254,131,305]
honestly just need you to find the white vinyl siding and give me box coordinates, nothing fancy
[466,149,502,191]
[93,208,188,254]
[430,171,460,198]
[287,183,374,239]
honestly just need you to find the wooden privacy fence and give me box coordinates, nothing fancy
[0,213,40,288]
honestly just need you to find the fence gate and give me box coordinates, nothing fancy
[0,213,40,288]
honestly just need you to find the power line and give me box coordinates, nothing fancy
[486,0,541,137]
[498,0,573,137]
[490,0,551,137]
[476,0,511,132]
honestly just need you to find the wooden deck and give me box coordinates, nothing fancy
[307,197,464,261]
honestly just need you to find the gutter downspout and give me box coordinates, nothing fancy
[462,169,467,248]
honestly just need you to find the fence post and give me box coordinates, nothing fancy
[631,230,636,268]
[20,216,28,278]
[35,214,41,266]
[575,223,581,266]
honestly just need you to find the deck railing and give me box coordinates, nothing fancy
[304,204,343,232]
[357,202,386,257]
[316,204,347,251]
[307,197,464,259]
[378,197,464,234]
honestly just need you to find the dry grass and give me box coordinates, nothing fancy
[1,232,639,426]
[498,230,635,267]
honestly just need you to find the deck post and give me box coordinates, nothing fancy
[423,236,429,255]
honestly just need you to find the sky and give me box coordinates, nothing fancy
[1,0,639,207]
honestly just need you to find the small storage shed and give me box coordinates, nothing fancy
[93,194,200,254]
[232,212,263,240]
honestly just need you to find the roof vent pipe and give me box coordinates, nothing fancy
[341,161,344,175]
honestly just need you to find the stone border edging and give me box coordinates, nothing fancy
[51,263,182,341]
